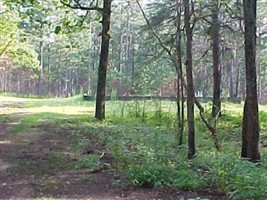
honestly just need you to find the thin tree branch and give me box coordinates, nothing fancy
[135,0,172,57]
[224,2,243,21]
[80,10,90,26]
[60,0,103,12]
[259,30,267,36]
[0,40,13,58]
[194,100,221,151]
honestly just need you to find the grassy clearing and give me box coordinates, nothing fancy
[1,95,267,199]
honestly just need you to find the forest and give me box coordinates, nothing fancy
[0,0,267,199]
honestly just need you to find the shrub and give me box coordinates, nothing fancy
[125,164,204,189]
[208,155,267,200]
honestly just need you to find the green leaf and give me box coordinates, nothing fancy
[55,25,61,34]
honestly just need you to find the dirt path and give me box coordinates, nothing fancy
[0,101,227,200]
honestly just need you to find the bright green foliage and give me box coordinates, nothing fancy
[260,111,267,130]
[72,154,101,170]
[0,3,38,69]
[208,154,267,199]
[125,164,203,189]
[8,46,39,69]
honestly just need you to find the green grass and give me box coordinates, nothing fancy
[8,112,64,134]
[1,95,267,199]
[0,114,12,123]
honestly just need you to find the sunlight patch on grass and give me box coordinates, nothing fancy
[221,102,267,113]
[26,106,94,115]
[0,96,42,103]
[259,104,267,112]
[221,102,244,114]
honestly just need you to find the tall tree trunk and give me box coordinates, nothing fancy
[131,39,135,89]
[241,0,260,162]
[95,0,112,120]
[38,38,44,96]
[184,0,196,159]
[116,6,123,94]
[257,27,262,102]
[235,67,240,98]
[229,58,234,98]
[47,42,51,95]
[211,0,221,118]
[175,0,184,146]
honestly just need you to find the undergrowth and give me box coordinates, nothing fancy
[58,112,267,199]
[2,95,267,199]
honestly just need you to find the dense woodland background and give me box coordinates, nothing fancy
[0,0,266,102]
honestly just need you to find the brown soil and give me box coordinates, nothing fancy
[0,102,227,200]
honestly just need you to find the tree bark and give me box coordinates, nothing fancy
[241,0,260,162]
[211,0,221,118]
[38,38,44,96]
[95,0,112,120]
[184,0,196,159]
[175,0,184,146]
